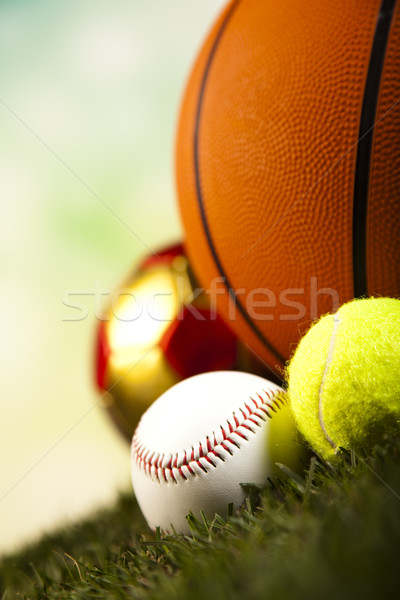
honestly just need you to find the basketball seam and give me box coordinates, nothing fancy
[193,0,286,370]
[353,0,397,296]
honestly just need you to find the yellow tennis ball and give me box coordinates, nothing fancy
[287,297,400,459]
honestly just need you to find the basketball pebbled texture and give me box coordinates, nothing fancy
[175,0,400,374]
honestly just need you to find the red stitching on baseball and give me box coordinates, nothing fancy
[132,389,287,484]
[211,450,224,462]
[198,462,208,474]
[221,442,233,455]
[259,406,272,419]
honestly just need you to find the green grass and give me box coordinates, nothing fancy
[2,438,400,600]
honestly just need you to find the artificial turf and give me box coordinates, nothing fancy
[1,438,400,600]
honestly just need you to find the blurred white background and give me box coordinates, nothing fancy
[0,0,226,555]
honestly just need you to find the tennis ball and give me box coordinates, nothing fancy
[287,297,400,459]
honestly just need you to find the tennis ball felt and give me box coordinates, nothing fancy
[287,297,400,459]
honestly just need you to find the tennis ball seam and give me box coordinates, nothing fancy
[318,310,342,452]
[288,297,400,459]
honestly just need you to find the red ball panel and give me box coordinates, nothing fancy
[160,306,237,378]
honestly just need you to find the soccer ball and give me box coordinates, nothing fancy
[95,243,265,440]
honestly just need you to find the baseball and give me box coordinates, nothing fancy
[131,371,305,533]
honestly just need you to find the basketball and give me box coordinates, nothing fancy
[175,0,400,375]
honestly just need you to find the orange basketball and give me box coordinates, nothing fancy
[175,0,400,376]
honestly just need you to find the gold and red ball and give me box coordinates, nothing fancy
[95,243,265,440]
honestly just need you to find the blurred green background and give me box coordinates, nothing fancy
[0,0,225,555]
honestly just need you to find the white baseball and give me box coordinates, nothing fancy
[131,370,288,533]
